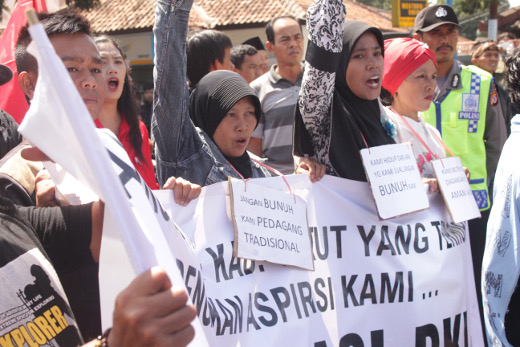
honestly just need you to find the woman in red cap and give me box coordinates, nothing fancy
[382,38,450,190]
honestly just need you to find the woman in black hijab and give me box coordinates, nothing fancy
[294,0,395,182]
[153,0,320,187]
[188,70,269,182]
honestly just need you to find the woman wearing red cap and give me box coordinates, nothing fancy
[382,38,450,190]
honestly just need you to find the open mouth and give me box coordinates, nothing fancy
[367,76,380,88]
[107,77,119,91]
[237,137,248,146]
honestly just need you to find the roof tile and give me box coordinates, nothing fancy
[83,0,407,34]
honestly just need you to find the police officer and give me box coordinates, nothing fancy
[413,4,507,341]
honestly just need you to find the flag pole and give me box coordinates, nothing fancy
[26,8,39,26]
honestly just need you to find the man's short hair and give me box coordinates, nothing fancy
[230,45,258,70]
[15,9,92,74]
[186,30,232,86]
[265,15,302,44]
[505,47,520,106]
[472,39,499,59]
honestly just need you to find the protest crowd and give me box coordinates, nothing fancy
[1,0,520,345]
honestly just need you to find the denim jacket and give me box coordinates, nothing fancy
[152,0,270,187]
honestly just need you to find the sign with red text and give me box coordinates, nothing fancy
[228,178,313,270]
[361,143,429,219]
[432,157,481,223]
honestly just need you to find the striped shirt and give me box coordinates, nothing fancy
[250,64,303,174]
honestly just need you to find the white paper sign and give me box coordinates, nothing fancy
[360,143,429,219]
[432,157,481,223]
[229,178,313,270]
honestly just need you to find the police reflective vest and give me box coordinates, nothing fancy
[423,65,491,211]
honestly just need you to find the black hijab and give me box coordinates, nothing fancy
[189,70,262,178]
[294,21,395,182]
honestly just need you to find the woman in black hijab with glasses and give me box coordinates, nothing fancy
[294,0,396,182]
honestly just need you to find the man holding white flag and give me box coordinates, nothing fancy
[0,9,198,347]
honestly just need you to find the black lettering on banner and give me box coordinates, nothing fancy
[309,226,347,260]
[342,274,359,307]
[229,250,245,278]
[341,272,414,307]
[107,149,170,221]
[414,223,428,253]
[395,225,412,254]
[315,329,384,347]
[225,297,243,335]
[298,282,316,317]
[254,292,277,327]
[360,274,377,305]
[314,277,334,312]
[330,225,346,258]
[416,324,440,347]
[202,297,219,328]
[215,299,233,335]
[443,313,462,347]
[205,243,258,283]
[290,284,303,319]
[415,312,467,347]
[271,287,291,322]
[185,265,206,314]
[358,225,376,257]
[310,226,329,260]
[371,329,384,347]
[431,221,446,251]
[381,272,404,303]
[377,226,397,256]
[339,333,364,347]
[247,293,261,331]
[205,244,230,283]
[243,258,255,275]
[359,224,429,257]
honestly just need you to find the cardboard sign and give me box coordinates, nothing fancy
[360,143,429,219]
[228,178,313,270]
[432,157,481,223]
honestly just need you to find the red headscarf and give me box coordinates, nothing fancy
[382,38,437,97]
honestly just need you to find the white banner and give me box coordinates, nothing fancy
[102,174,484,346]
[18,21,483,346]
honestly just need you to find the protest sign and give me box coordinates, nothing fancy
[229,178,313,270]
[360,143,429,219]
[432,157,481,223]
[18,19,483,346]
[98,173,483,346]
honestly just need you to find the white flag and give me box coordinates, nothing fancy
[17,21,209,346]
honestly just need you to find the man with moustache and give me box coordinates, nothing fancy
[413,4,507,339]
[247,15,305,174]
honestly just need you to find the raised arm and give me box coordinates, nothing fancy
[152,0,195,186]
[297,0,346,161]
